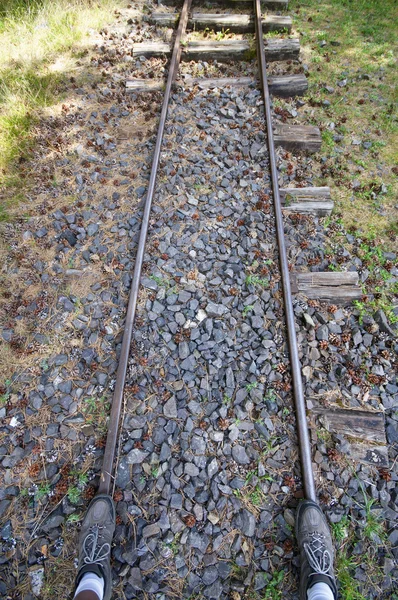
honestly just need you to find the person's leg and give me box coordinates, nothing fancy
[307,582,334,600]
[74,495,115,600]
[75,592,100,600]
[296,500,337,600]
[74,571,104,600]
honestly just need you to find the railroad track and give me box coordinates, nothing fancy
[1,1,394,598]
[91,0,389,596]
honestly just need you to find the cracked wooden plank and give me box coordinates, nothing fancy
[313,408,386,444]
[132,38,301,62]
[158,0,288,8]
[296,272,359,288]
[347,444,389,467]
[126,74,307,98]
[280,186,333,216]
[291,271,362,303]
[125,79,165,92]
[312,408,388,466]
[279,186,334,216]
[149,12,292,34]
[274,124,321,153]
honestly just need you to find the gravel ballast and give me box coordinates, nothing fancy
[0,3,397,599]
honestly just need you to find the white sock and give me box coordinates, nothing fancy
[74,572,104,600]
[307,582,334,600]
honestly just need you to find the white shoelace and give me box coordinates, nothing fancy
[304,532,333,577]
[82,526,111,565]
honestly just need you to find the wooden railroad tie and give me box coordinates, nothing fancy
[311,407,388,467]
[280,187,333,216]
[158,0,289,9]
[131,38,301,62]
[126,74,308,98]
[291,271,362,304]
[274,123,322,154]
[149,12,292,34]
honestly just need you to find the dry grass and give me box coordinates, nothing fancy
[36,546,78,600]
[0,0,128,194]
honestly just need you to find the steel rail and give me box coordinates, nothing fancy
[253,0,317,502]
[98,0,193,496]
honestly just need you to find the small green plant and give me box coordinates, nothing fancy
[250,486,264,507]
[215,27,230,41]
[316,427,332,443]
[331,515,350,542]
[379,268,391,282]
[82,394,109,433]
[36,483,51,500]
[151,467,159,478]
[245,274,269,288]
[0,390,10,405]
[246,381,258,392]
[40,358,49,372]
[322,130,335,151]
[353,158,367,168]
[149,274,166,286]
[193,183,210,192]
[264,389,277,403]
[167,534,181,556]
[263,569,284,600]
[165,540,179,556]
[83,396,97,413]
[284,194,292,207]
[245,469,256,483]
[242,304,254,316]
[361,497,386,542]
[67,486,81,504]
[231,564,247,580]
[261,436,279,457]
[223,394,232,404]
[67,513,81,524]
[352,300,367,325]
[370,140,386,151]
[328,263,340,272]
[77,472,88,486]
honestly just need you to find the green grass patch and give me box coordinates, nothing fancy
[291,0,398,245]
[325,221,397,325]
[0,0,120,214]
[336,550,367,600]
[330,477,392,599]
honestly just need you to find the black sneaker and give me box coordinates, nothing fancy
[296,500,337,600]
[76,494,115,600]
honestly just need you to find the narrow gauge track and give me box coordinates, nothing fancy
[92,0,388,597]
[0,2,395,598]
[101,0,323,502]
